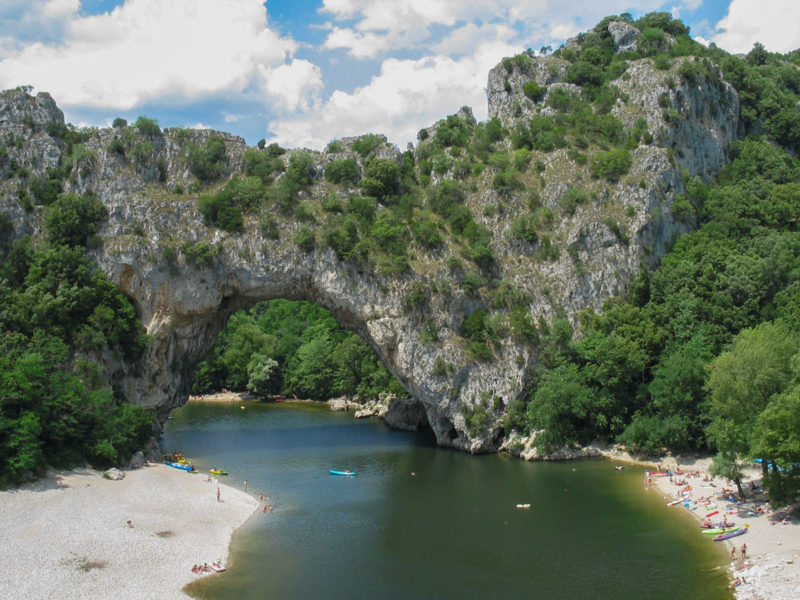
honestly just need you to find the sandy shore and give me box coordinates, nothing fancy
[0,464,258,600]
[632,455,800,599]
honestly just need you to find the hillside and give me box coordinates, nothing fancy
[2,13,800,494]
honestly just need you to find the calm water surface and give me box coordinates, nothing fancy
[163,401,732,600]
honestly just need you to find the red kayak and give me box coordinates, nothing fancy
[706,510,719,518]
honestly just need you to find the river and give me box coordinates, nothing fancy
[163,400,732,600]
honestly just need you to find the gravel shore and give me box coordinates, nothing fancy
[0,464,258,600]
[632,455,800,600]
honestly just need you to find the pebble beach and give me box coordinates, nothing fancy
[642,457,800,600]
[0,464,258,600]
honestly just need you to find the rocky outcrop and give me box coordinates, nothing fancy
[0,42,740,454]
[608,21,640,52]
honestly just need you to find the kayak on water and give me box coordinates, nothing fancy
[209,469,228,476]
[330,469,356,476]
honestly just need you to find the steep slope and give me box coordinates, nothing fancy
[0,17,740,453]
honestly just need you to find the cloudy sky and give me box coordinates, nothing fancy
[1,0,798,150]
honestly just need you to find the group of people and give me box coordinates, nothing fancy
[191,561,225,574]
[258,492,273,513]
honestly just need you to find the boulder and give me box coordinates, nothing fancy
[104,468,125,480]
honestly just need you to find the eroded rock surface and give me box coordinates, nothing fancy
[0,39,740,453]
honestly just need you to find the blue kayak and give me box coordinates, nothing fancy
[329,469,356,476]
[168,462,194,471]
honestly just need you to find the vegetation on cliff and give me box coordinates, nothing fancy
[500,17,800,502]
[0,191,151,486]
[1,12,800,500]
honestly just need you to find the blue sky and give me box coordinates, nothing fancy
[1,1,798,149]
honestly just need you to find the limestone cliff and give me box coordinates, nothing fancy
[0,23,740,454]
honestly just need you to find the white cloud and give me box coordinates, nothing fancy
[263,59,324,112]
[433,23,517,57]
[0,0,305,111]
[712,0,800,54]
[319,0,670,58]
[323,26,392,58]
[268,39,520,150]
[42,0,80,19]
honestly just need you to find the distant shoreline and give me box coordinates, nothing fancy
[0,465,259,600]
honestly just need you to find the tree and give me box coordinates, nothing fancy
[246,356,282,396]
[750,386,800,504]
[707,321,799,492]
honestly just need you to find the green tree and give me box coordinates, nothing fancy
[707,321,799,493]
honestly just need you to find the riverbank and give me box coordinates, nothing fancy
[610,453,800,600]
[0,464,259,600]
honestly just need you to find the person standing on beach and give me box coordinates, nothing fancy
[741,543,747,559]
[244,479,248,493]
[217,487,221,502]
[731,546,736,561]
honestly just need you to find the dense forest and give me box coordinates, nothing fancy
[500,15,800,503]
[192,299,404,401]
[2,12,800,502]
[0,191,152,487]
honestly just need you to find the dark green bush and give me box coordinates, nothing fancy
[244,147,285,184]
[187,134,227,183]
[523,80,546,102]
[134,116,160,136]
[294,226,316,251]
[44,193,107,247]
[325,158,360,184]
[590,149,632,182]
[352,134,383,157]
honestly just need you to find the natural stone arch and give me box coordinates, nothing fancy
[98,202,524,452]
[0,49,741,454]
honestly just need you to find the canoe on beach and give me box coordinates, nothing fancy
[701,526,740,535]
[167,462,195,471]
[329,469,356,476]
[713,527,748,541]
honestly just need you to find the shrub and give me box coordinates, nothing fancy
[510,215,538,243]
[352,134,383,157]
[560,188,589,216]
[411,216,443,249]
[325,158,360,184]
[181,242,218,268]
[134,116,160,136]
[187,134,227,183]
[434,114,472,148]
[285,152,315,188]
[361,158,401,200]
[244,148,284,184]
[523,80,546,102]
[492,170,523,196]
[294,226,316,252]
[44,193,108,247]
[590,149,632,182]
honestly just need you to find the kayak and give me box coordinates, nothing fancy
[209,469,227,476]
[713,527,747,541]
[330,469,356,476]
[706,510,719,518]
[702,526,740,536]
[167,462,194,471]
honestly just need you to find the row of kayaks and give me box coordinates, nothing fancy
[166,461,227,476]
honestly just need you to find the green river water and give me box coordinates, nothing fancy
[163,401,732,600]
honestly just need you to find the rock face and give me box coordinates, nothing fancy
[0,38,740,454]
